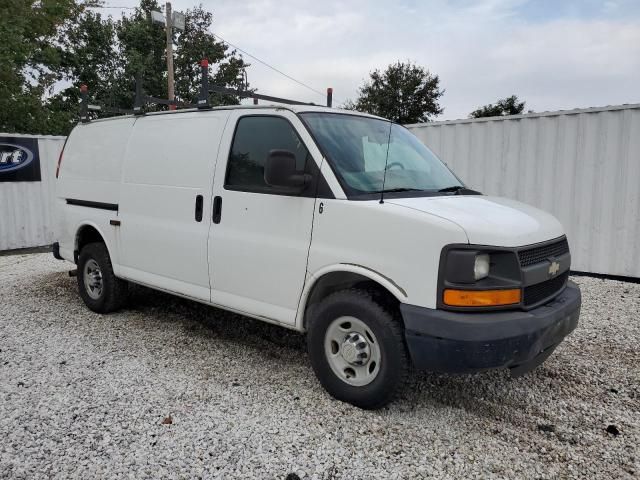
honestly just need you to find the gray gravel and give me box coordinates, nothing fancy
[0,253,638,479]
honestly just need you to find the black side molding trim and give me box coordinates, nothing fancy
[66,198,118,211]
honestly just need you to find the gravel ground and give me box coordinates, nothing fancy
[0,253,638,479]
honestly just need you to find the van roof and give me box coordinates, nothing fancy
[83,104,385,124]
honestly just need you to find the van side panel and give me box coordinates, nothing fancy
[117,111,229,301]
[57,119,134,204]
[55,118,136,263]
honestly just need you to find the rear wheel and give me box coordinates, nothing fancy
[77,242,128,313]
[307,289,408,409]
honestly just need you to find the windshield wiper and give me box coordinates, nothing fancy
[437,185,465,193]
[437,185,482,195]
[374,187,423,193]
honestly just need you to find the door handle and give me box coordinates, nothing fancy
[212,196,222,224]
[195,195,203,222]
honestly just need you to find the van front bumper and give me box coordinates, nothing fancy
[400,281,581,376]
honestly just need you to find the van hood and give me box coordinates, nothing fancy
[387,195,564,247]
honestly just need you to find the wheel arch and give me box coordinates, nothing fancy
[74,222,112,264]
[296,264,407,331]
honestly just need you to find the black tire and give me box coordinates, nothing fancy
[77,242,128,313]
[307,289,408,409]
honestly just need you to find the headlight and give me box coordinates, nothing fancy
[474,253,490,280]
[440,247,521,309]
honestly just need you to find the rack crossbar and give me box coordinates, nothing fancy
[145,95,197,108]
[88,105,135,115]
[209,85,316,106]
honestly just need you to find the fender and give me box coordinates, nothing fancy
[295,263,408,331]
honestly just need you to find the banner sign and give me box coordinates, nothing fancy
[0,137,41,182]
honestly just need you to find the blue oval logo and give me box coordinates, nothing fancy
[0,143,34,173]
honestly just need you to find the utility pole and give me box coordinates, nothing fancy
[165,2,175,110]
[151,3,184,109]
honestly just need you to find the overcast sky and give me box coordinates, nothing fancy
[99,0,640,120]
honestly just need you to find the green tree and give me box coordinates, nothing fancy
[469,95,527,118]
[346,61,444,123]
[108,1,249,111]
[174,5,249,106]
[2,0,250,135]
[0,0,97,135]
[115,0,167,109]
[48,8,119,133]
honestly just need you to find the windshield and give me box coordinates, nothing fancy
[300,112,462,197]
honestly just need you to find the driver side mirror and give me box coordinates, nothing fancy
[264,149,310,192]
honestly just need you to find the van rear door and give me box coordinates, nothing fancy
[208,110,320,325]
[117,111,229,301]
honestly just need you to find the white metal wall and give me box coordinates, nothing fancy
[407,104,640,278]
[0,134,66,251]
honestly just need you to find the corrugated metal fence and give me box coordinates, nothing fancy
[407,104,640,278]
[0,134,66,251]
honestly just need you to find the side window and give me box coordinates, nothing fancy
[225,116,309,191]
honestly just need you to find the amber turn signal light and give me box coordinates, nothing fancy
[443,288,521,307]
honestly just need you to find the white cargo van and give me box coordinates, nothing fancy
[53,105,581,409]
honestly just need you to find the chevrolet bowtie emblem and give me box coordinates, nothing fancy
[549,261,560,276]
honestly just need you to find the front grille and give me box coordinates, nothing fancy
[518,238,569,267]
[523,271,569,306]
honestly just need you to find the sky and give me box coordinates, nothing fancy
[98,0,640,120]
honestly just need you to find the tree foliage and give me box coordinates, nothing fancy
[345,61,444,124]
[174,6,248,106]
[469,95,527,118]
[0,0,96,135]
[1,0,249,135]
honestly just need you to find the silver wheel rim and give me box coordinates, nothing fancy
[324,316,381,387]
[83,259,103,300]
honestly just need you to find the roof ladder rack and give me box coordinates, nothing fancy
[78,58,335,122]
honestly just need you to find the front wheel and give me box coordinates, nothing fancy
[77,242,128,313]
[307,289,408,409]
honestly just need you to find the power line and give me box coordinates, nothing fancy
[90,5,137,9]
[211,32,326,99]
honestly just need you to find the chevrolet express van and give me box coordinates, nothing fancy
[53,105,581,409]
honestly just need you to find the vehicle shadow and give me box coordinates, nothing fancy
[127,283,525,415]
[127,283,308,353]
[44,270,545,415]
